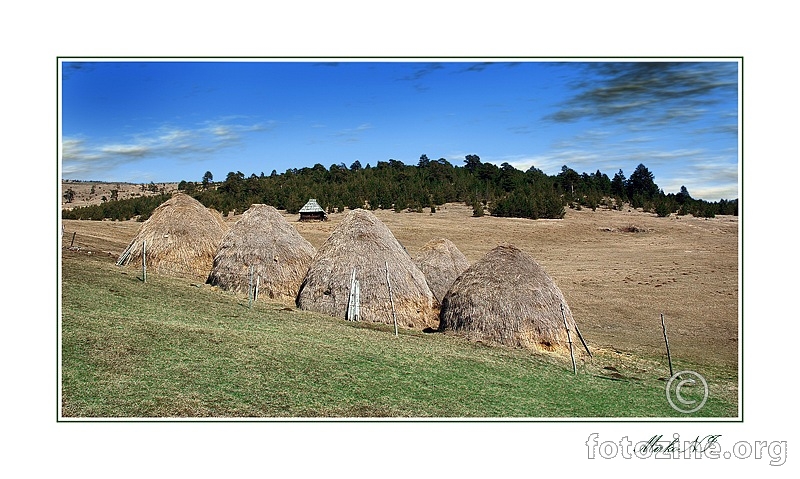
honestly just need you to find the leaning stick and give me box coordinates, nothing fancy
[354,279,360,322]
[386,261,398,337]
[347,268,356,321]
[561,304,576,374]
[574,321,592,358]
[661,313,674,377]
[248,265,254,308]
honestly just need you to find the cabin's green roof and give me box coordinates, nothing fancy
[299,199,325,213]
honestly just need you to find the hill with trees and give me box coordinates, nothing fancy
[62,155,738,221]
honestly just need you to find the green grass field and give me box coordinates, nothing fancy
[60,251,738,419]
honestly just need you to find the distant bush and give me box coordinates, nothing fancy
[472,201,484,217]
[654,200,672,217]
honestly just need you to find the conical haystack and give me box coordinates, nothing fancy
[439,244,578,353]
[207,204,316,301]
[413,238,470,303]
[296,208,438,329]
[116,193,228,282]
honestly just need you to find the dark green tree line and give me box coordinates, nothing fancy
[63,157,738,221]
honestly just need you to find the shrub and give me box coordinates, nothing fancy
[654,201,672,217]
[472,202,484,217]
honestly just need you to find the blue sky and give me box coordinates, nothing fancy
[60,59,740,200]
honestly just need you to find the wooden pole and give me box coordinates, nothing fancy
[386,261,398,337]
[574,321,592,358]
[347,269,356,321]
[248,265,254,308]
[70,232,76,247]
[661,313,674,377]
[142,240,147,283]
[354,280,360,321]
[254,276,260,303]
[561,304,576,375]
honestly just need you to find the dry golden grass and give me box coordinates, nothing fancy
[62,201,739,371]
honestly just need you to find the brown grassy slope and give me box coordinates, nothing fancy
[62,202,739,371]
[61,181,179,210]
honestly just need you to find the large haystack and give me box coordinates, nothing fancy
[206,204,316,301]
[116,193,228,282]
[439,244,578,353]
[296,208,438,329]
[413,238,470,303]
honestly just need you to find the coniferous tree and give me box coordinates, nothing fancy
[611,169,627,201]
[626,164,659,200]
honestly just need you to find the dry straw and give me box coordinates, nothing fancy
[206,204,316,302]
[296,208,438,329]
[116,193,228,282]
[413,238,470,303]
[439,243,579,353]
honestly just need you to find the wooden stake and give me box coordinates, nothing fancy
[248,265,254,308]
[354,280,360,321]
[561,304,576,375]
[574,321,592,358]
[386,261,398,337]
[347,269,356,321]
[142,240,147,283]
[254,276,260,303]
[661,313,674,377]
[70,232,77,248]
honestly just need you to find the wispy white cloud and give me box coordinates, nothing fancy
[61,119,271,179]
[333,123,373,143]
[482,146,738,200]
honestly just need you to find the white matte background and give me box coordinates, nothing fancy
[3,1,794,476]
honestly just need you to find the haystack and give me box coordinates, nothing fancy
[296,208,438,329]
[116,193,228,282]
[439,243,578,353]
[206,204,316,301]
[413,238,470,303]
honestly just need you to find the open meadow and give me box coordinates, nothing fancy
[60,200,739,418]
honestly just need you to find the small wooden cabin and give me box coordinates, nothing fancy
[299,198,327,221]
